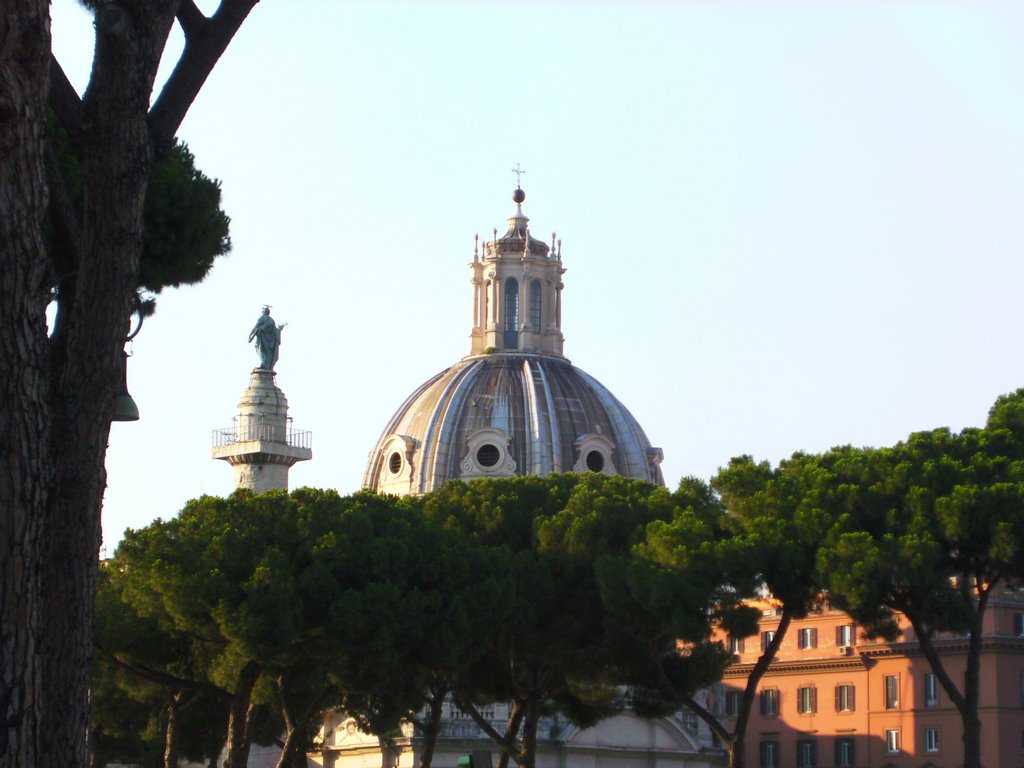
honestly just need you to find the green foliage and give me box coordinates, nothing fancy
[818,397,1024,639]
[814,391,1024,768]
[423,474,579,549]
[139,141,231,293]
[100,487,514,765]
[93,562,228,768]
[419,475,705,768]
[48,115,231,296]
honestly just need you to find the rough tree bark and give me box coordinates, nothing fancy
[0,4,52,767]
[2,2,259,767]
[41,9,181,765]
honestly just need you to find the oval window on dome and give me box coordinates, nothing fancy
[477,444,500,468]
[388,451,403,475]
[586,450,605,472]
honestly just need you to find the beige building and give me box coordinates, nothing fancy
[317,703,722,768]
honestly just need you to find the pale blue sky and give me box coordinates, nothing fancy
[50,1,1024,549]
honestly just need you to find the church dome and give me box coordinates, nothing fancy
[364,186,664,495]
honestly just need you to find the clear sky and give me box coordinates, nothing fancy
[50,1,1024,551]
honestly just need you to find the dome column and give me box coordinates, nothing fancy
[212,369,312,492]
[212,312,312,493]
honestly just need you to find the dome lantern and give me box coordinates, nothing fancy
[470,185,563,357]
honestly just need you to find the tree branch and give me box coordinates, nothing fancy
[908,615,967,714]
[101,648,231,702]
[148,0,261,157]
[675,690,731,753]
[176,0,206,40]
[452,689,521,762]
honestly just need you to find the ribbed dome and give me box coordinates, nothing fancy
[364,354,664,495]
[363,185,663,495]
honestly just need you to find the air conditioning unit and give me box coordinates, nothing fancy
[838,645,853,656]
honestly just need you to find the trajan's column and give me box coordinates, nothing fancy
[211,306,312,491]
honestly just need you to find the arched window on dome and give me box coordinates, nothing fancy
[504,278,519,349]
[529,279,542,330]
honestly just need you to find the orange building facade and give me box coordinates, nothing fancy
[717,594,1024,767]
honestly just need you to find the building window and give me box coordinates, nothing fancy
[503,278,519,349]
[724,690,741,717]
[836,623,854,647]
[1015,612,1024,637]
[761,629,776,651]
[924,727,939,753]
[682,710,698,733]
[885,728,901,754]
[388,451,403,475]
[924,672,938,708]
[476,444,500,467]
[760,688,779,717]
[835,683,855,712]
[835,737,855,767]
[759,740,779,768]
[797,738,817,768]
[797,685,817,714]
[798,627,818,649]
[529,279,542,330]
[884,674,900,709]
[729,635,745,654]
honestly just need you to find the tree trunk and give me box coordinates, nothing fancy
[517,696,542,768]
[165,690,185,768]
[417,687,449,768]
[0,3,54,768]
[960,602,986,768]
[665,611,794,768]
[496,700,524,768]
[275,730,307,768]
[5,2,256,765]
[910,598,985,768]
[222,662,263,768]
[37,5,179,767]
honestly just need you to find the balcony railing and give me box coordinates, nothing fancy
[212,425,312,450]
